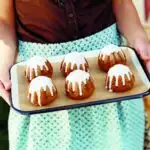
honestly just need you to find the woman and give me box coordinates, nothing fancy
[0,0,150,150]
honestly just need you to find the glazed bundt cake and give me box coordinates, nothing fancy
[105,64,135,92]
[98,44,127,72]
[28,76,57,106]
[25,56,53,82]
[60,52,89,77]
[65,70,95,100]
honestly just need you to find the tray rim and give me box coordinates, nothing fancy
[10,47,150,115]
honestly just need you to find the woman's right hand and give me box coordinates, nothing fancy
[0,0,18,105]
[0,39,16,105]
[0,62,13,105]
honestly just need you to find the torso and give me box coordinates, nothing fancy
[15,0,115,43]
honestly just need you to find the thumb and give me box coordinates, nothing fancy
[3,80,11,91]
[0,70,11,91]
[0,82,10,105]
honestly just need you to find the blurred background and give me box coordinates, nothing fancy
[133,0,150,38]
[0,1,149,150]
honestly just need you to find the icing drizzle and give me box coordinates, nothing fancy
[66,70,90,96]
[106,64,133,92]
[62,52,87,72]
[99,44,125,61]
[29,76,56,106]
[26,56,49,80]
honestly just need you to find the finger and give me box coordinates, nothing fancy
[136,46,150,61]
[146,61,150,74]
[142,56,150,62]
[0,70,11,90]
[0,82,10,105]
[135,40,149,54]
[139,48,149,58]
[141,56,150,61]
[3,81,11,91]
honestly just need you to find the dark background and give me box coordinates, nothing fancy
[0,98,9,150]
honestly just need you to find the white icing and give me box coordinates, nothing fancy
[106,64,132,92]
[99,44,125,61]
[29,76,56,106]
[26,56,49,80]
[66,70,90,96]
[62,52,87,72]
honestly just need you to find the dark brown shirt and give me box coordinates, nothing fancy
[15,0,115,43]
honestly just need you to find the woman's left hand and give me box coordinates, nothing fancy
[131,37,150,74]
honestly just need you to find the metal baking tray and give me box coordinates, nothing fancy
[10,47,150,115]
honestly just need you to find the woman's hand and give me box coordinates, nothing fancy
[131,37,150,73]
[0,41,16,105]
[0,64,11,105]
[0,40,16,105]
[113,0,150,73]
[0,1,17,105]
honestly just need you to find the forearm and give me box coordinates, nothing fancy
[0,19,17,68]
[113,0,148,46]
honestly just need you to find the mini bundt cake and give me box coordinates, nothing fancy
[60,52,89,77]
[98,44,127,72]
[65,70,95,100]
[28,76,57,106]
[25,56,53,82]
[105,64,135,92]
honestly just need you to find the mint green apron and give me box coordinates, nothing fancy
[9,24,144,150]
